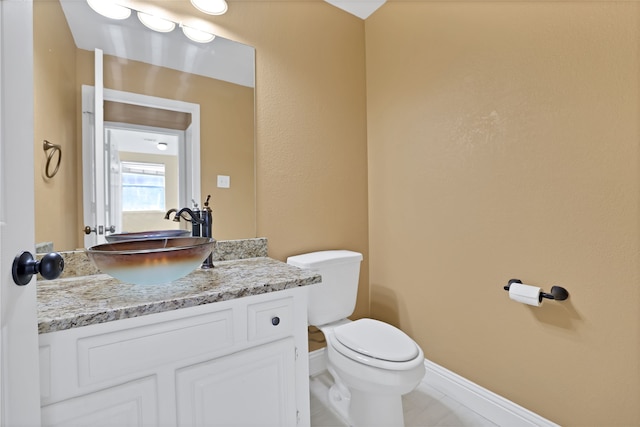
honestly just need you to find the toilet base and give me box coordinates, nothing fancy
[328,382,352,425]
[327,370,406,427]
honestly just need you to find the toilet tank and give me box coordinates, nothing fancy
[287,250,363,327]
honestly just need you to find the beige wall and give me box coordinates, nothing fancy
[366,2,640,425]
[33,1,79,251]
[213,2,371,318]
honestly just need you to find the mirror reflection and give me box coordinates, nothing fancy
[34,0,256,251]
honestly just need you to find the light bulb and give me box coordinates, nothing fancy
[157,142,168,151]
[182,26,215,43]
[87,0,131,20]
[137,12,176,33]
[190,0,228,16]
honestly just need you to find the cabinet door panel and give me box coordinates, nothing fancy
[41,376,158,427]
[176,338,297,427]
[77,310,233,386]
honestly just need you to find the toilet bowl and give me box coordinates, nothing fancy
[287,250,425,427]
[321,319,425,427]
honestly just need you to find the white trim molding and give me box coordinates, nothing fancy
[424,359,559,427]
[309,347,328,377]
[308,349,559,427]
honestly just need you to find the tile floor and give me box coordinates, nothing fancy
[310,371,498,427]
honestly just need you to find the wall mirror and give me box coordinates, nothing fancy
[34,0,256,251]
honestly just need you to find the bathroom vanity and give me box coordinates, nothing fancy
[37,244,320,427]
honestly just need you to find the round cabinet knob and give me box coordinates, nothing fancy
[271,316,280,326]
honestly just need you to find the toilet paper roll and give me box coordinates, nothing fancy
[508,282,542,307]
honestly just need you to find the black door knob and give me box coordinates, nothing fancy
[12,251,64,286]
[271,316,280,326]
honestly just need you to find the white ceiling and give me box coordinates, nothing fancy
[105,123,180,156]
[108,127,180,156]
[324,0,386,19]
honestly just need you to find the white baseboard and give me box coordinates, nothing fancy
[424,359,559,427]
[308,349,559,427]
[309,347,328,376]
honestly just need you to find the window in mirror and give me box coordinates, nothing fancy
[121,162,166,212]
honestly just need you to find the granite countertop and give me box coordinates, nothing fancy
[37,257,321,334]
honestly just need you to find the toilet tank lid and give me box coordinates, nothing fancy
[287,250,363,269]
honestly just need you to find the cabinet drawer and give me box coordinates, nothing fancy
[77,310,233,386]
[247,297,294,341]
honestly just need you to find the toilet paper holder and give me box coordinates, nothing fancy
[503,279,569,302]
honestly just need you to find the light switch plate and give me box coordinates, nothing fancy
[217,175,230,188]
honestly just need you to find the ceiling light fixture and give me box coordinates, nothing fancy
[86,1,218,44]
[181,25,216,43]
[157,142,168,151]
[87,0,131,20]
[190,0,228,16]
[137,12,176,33]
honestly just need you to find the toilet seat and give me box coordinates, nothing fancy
[330,319,422,371]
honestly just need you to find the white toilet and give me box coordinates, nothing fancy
[287,250,425,427]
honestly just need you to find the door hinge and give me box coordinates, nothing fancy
[296,410,300,425]
[295,347,299,360]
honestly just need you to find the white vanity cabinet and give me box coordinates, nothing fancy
[38,287,310,427]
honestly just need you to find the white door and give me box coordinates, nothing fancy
[0,0,43,425]
[82,83,111,247]
[81,49,106,248]
[106,129,122,236]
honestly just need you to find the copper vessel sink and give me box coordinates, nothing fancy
[86,237,215,285]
